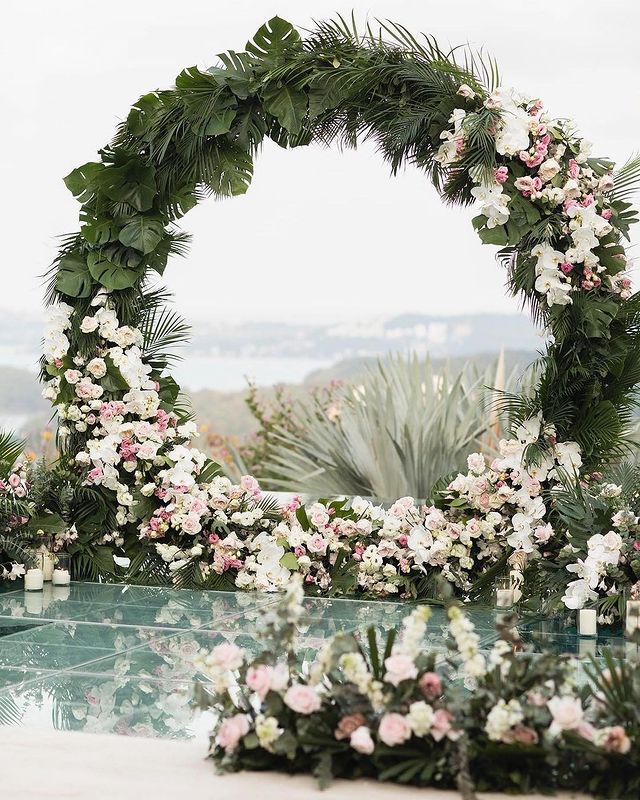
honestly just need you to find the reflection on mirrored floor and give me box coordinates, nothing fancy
[0,582,633,741]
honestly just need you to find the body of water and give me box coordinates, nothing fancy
[169,356,334,391]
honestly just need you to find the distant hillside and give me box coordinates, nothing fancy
[0,310,543,366]
[304,349,538,385]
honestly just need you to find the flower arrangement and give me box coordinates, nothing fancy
[196,577,640,798]
[2,16,639,616]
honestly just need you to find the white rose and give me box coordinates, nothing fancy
[86,358,107,378]
[538,158,560,182]
[80,316,99,333]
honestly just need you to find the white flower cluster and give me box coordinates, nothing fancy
[435,85,631,309]
[447,606,485,683]
[562,506,625,611]
[485,698,524,742]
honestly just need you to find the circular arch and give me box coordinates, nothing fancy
[40,16,639,596]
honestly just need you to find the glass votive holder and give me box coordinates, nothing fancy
[52,553,71,586]
[577,608,597,637]
[494,576,515,609]
[24,550,44,592]
[625,599,640,638]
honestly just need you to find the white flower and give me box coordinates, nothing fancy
[80,316,99,333]
[485,698,523,742]
[466,453,485,475]
[491,88,531,155]
[456,84,475,99]
[538,158,560,182]
[470,183,511,228]
[547,696,583,735]
[407,701,435,737]
[562,578,598,610]
[255,715,281,750]
[86,358,107,378]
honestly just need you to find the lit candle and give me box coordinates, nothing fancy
[496,588,514,608]
[577,608,597,637]
[24,568,44,592]
[625,600,640,637]
[41,551,55,582]
[52,568,70,586]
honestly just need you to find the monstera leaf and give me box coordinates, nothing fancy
[118,217,165,254]
[208,51,255,99]
[246,16,301,68]
[87,251,143,291]
[56,253,93,298]
[97,159,157,212]
[206,145,253,197]
[63,161,103,203]
[262,83,307,134]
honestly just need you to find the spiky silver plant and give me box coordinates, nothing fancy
[262,354,531,501]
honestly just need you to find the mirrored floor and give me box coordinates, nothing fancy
[0,583,633,740]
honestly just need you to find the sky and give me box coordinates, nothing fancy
[2,0,639,324]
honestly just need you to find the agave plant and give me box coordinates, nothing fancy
[259,354,531,501]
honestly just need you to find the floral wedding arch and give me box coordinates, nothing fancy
[37,17,640,614]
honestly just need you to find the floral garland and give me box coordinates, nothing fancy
[36,296,581,598]
[4,17,638,608]
[196,578,640,797]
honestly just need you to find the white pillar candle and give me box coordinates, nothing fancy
[24,568,44,592]
[41,552,55,582]
[577,608,597,637]
[52,568,70,586]
[496,588,514,608]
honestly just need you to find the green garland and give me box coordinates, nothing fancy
[35,16,639,583]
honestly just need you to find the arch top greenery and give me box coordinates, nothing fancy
[31,16,640,609]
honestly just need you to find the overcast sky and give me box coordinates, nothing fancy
[2,0,638,324]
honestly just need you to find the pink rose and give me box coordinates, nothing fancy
[602,208,613,220]
[505,725,539,746]
[334,713,366,741]
[547,696,583,733]
[240,475,261,496]
[190,498,207,516]
[216,713,250,752]
[384,654,418,687]
[534,524,553,544]
[378,713,412,747]
[567,158,580,179]
[560,262,574,274]
[181,515,201,535]
[431,708,455,742]
[246,665,272,699]
[284,684,321,715]
[64,369,82,385]
[8,474,21,488]
[494,166,509,184]
[307,534,328,554]
[87,466,103,483]
[350,726,375,754]
[602,725,631,754]
[310,509,330,527]
[209,641,244,670]
[419,672,442,701]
